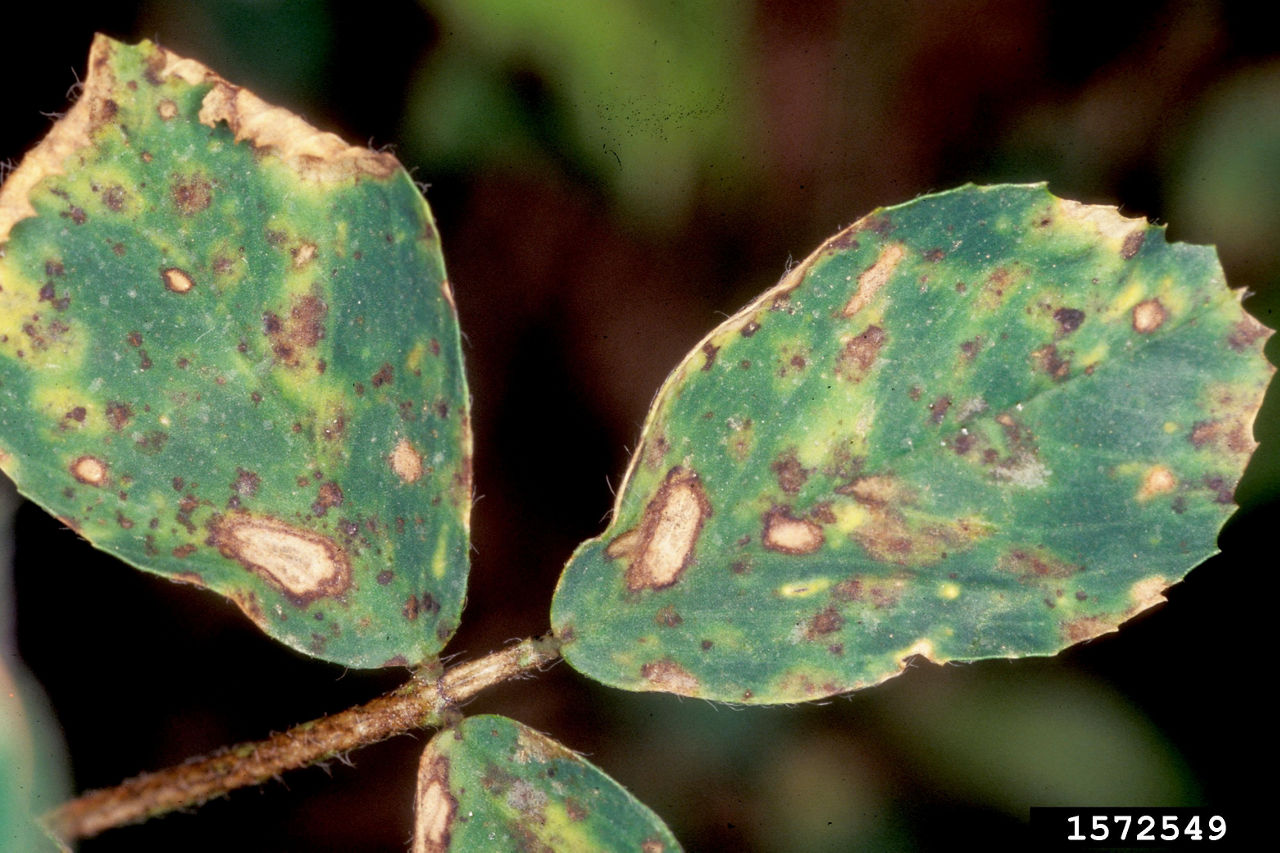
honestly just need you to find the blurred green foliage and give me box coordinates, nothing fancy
[406,0,754,225]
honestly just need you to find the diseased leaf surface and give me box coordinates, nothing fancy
[413,714,681,852]
[552,184,1273,704]
[0,37,471,668]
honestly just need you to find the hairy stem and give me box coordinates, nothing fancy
[44,634,562,842]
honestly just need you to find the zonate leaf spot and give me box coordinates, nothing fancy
[0,36,472,668]
[551,184,1273,704]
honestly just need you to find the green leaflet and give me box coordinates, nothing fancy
[0,658,68,853]
[2,477,68,852]
[414,715,681,852]
[551,184,1273,704]
[0,37,471,669]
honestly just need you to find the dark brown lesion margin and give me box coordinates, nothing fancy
[605,466,712,592]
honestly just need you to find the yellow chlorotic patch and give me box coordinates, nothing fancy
[1054,198,1146,255]
[0,263,86,370]
[538,802,603,850]
[33,386,101,432]
[778,577,832,598]
[406,340,430,375]
[939,582,961,600]
[1079,340,1109,372]
[1154,275,1190,315]
[431,533,449,580]
[1163,421,1179,434]
[1136,465,1177,501]
[897,637,936,664]
[831,502,870,537]
[1107,280,1146,319]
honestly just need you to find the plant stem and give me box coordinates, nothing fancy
[43,634,563,843]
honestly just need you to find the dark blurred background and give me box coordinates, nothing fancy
[3,1,1278,850]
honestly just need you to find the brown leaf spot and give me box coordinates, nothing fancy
[771,449,810,495]
[207,513,351,604]
[64,406,86,423]
[654,605,683,627]
[265,293,327,367]
[1228,315,1270,352]
[805,606,845,639]
[762,508,824,554]
[162,267,195,293]
[228,469,260,498]
[835,324,886,382]
[616,467,712,592]
[839,475,992,565]
[413,753,456,853]
[700,341,718,371]
[1061,615,1119,644]
[640,659,700,696]
[171,174,212,215]
[643,434,671,470]
[1030,344,1070,381]
[104,401,133,430]
[70,455,108,487]
[832,577,862,602]
[1053,307,1086,336]
[999,547,1081,580]
[371,362,394,387]
[312,481,344,516]
[1131,299,1166,334]
[1136,465,1177,501]
[741,320,760,337]
[157,99,179,120]
[1120,229,1146,259]
[839,474,904,506]
[928,395,952,424]
[102,185,127,211]
[843,244,903,317]
[321,413,344,441]
[390,438,424,484]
